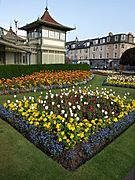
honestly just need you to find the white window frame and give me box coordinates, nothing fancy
[60,32,65,40]
[42,29,48,38]
[49,30,55,38]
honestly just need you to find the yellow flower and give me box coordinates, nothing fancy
[43,122,51,129]
[34,122,39,126]
[69,118,74,123]
[79,122,83,126]
[22,112,26,116]
[98,119,103,123]
[118,112,124,119]
[43,118,47,122]
[85,128,89,132]
[70,126,75,131]
[66,139,70,143]
[63,135,67,140]
[70,134,74,139]
[18,108,24,113]
[61,131,65,136]
[34,112,39,117]
[38,116,43,121]
[57,115,63,120]
[83,119,88,122]
[80,132,84,138]
[86,123,92,128]
[113,117,118,122]
[67,123,72,129]
[3,103,7,107]
[58,137,62,142]
[91,120,96,124]
[56,123,61,129]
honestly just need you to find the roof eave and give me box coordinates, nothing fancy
[19,20,75,32]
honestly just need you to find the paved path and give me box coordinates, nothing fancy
[124,167,135,180]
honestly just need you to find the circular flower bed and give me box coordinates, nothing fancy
[0,87,135,170]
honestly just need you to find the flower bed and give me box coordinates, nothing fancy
[92,70,119,76]
[0,87,135,170]
[0,70,93,95]
[103,75,135,89]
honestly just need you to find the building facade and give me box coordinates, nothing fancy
[0,26,31,65]
[66,32,135,69]
[0,7,74,65]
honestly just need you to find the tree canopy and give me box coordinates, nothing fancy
[120,47,135,66]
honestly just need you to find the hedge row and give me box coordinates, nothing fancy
[0,64,90,78]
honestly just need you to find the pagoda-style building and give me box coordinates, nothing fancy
[20,7,74,64]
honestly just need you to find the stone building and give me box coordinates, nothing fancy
[66,32,135,69]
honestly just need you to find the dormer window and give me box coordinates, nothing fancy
[121,34,126,41]
[115,35,118,41]
[93,39,98,45]
[107,36,110,42]
[100,38,105,44]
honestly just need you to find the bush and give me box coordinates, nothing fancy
[0,64,90,78]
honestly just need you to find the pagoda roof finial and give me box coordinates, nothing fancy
[10,20,12,29]
[45,0,48,11]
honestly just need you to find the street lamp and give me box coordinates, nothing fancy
[74,36,78,64]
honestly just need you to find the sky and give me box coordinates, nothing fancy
[0,0,135,41]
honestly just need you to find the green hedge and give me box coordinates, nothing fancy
[0,64,90,78]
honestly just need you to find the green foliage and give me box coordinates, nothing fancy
[0,64,90,78]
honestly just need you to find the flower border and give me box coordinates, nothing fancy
[0,105,134,171]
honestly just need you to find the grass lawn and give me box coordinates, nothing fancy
[0,75,135,180]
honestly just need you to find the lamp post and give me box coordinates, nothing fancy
[74,36,78,64]
[14,20,18,35]
[14,20,18,64]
